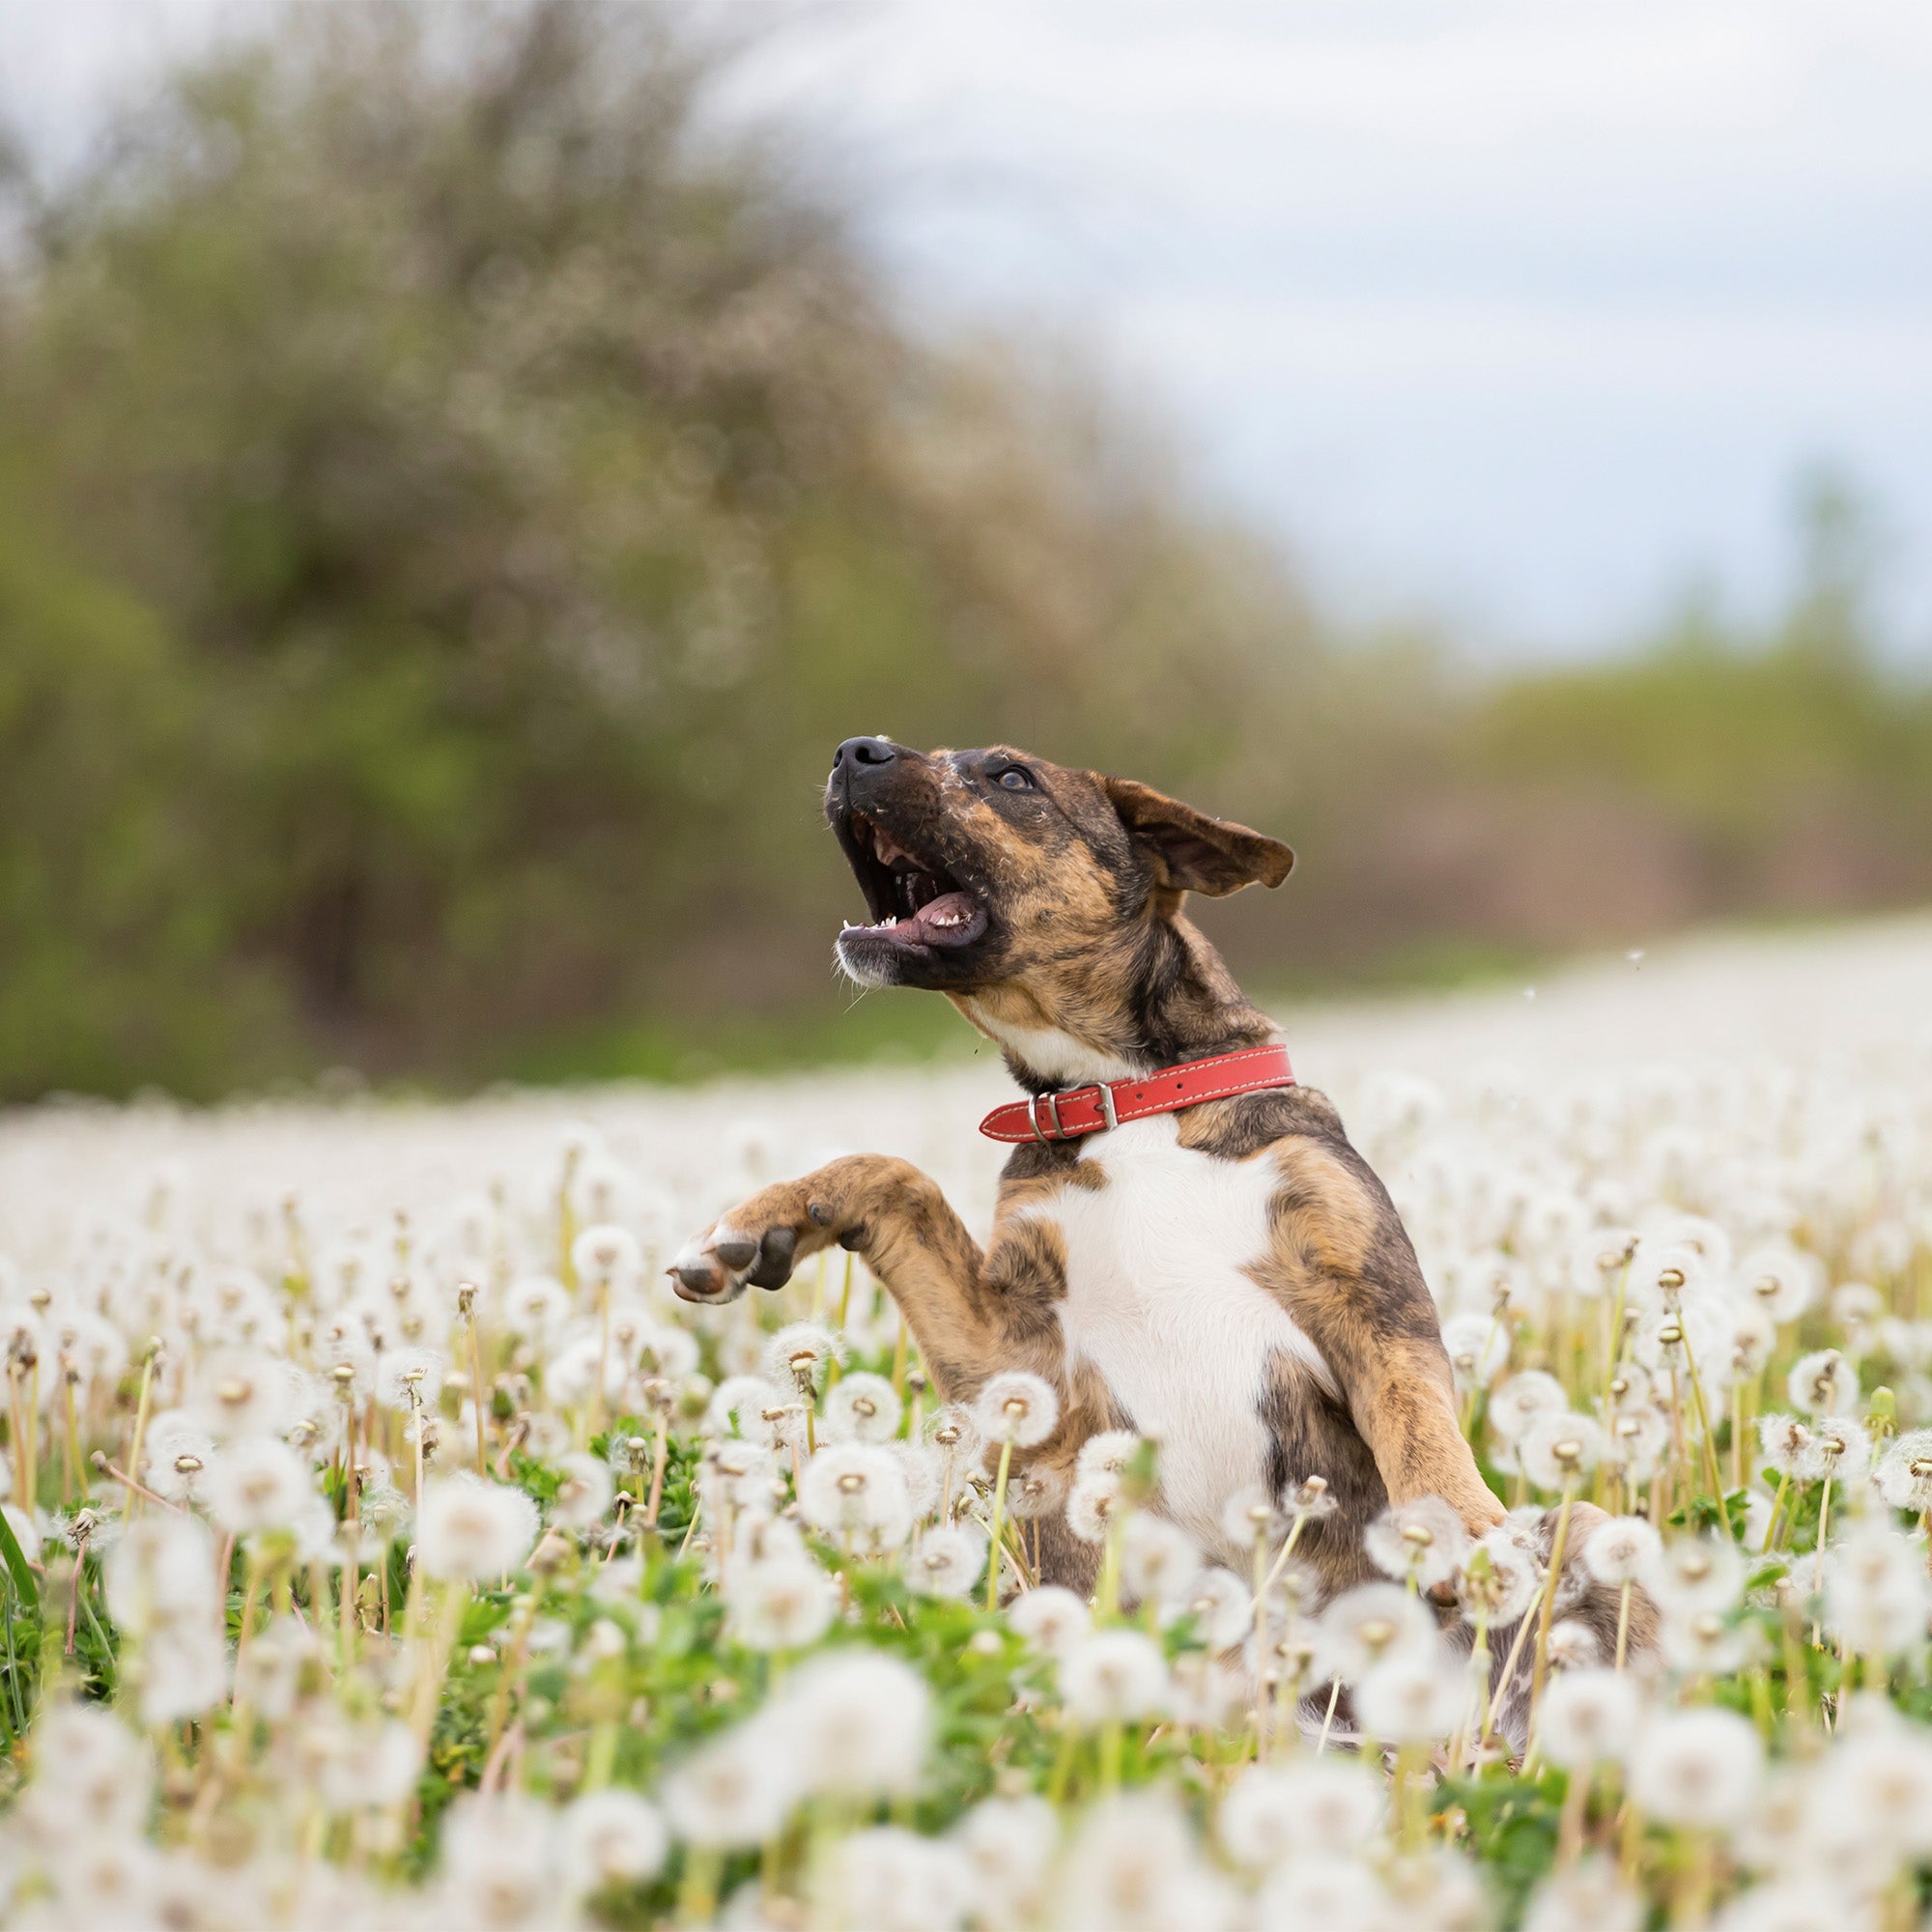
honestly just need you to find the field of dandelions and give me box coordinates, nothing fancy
[3,920,1932,1932]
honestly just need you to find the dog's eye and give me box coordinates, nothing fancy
[997,768,1034,791]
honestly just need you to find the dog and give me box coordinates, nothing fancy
[671,737,1641,1689]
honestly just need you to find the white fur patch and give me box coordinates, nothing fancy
[833,933,896,988]
[1027,1115,1334,1562]
[958,1006,1141,1086]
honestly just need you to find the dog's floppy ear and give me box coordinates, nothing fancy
[1100,776,1294,897]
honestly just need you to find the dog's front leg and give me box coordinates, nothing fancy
[1260,1140,1505,1539]
[671,1154,1023,1402]
[675,1157,1099,1593]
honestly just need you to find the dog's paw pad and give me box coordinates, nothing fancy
[746,1224,797,1291]
[668,1220,799,1301]
[668,1224,754,1302]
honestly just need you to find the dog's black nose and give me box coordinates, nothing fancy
[834,736,896,774]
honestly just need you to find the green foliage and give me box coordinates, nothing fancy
[0,0,1337,1101]
[1436,1769,1561,1922]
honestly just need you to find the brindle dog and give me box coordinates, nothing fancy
[671,737,1643,1707]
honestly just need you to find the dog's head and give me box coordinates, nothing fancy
[825,736,1293,1076]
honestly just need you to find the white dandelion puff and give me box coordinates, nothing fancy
[1489,1372,1568,1444]
[778,1649,931,1800]
[1120,1513,1202,1610]
[822,1371,902,1445]
[1641,1533,1745,1619]
[204,1436,315,1537]
[908,1523,987,1600]
[1218,1757,1384,1870]
[972,1371,1060,1449]
[1580,1515,1661,1588]
[1364,1494,1467,1590]
[1007,1585,1092,1658]
[559,1788,668,1897]
[1536,1668,1640,1768]
[798,1443,913,1552]
[1060,1630,1169,1725]
[1875,1429,1932,1513]
[725,1558,837,1652]
[1626,1707,1762,1832]
[1354,1654,1464,1746]
[1787,1349,1859,1417]
[416,1473,539,1581]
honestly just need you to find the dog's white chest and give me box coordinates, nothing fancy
[1040,1116,1332,1560]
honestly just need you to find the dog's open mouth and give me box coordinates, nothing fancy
[837,810,988,954]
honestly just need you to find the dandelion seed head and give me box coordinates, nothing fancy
[1064,1467,1122,1544]
[823,1370,902,1444]
[967,1370,1059,1450]
[1626,1706,1762,1833]
[908,1523,987,1600]
[558,1788,667,1897]
[1521,1859,1643,1932]
[1120,1513,1202,1610]
[779,1649,931,1800]
[1007,1585,1092,1658]
[1580,1514,1661,1588]
[1787,1348,1859,1418]
[204,1435,315,1537]
[763,1321,842,1398]
[1316,1581,1437,1685]
[1364,1494,1467,1589]
[1489,1371,1568,1444]
[1220,1756,1384,1870]
[416,1473,539,1581]
[1059,1629,1169,1725]
[798,1442,912,1550]
[1074,1430,1140,1483]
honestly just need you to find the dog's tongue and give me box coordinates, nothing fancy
[904,891,980,945]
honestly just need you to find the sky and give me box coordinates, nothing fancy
[10,0,1932,658]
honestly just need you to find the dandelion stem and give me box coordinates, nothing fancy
[61,1376,82,1505]
[645,1414,669,1530]
[1098,1719,1123,1792]
[1764,1467,1793,1550]
[1557,1764,1590,1864]
[1812,1472,1834,1646]
[984,1435,1015,1611]
[1484,1578,1549,1750]
[467,1309,489,1480]
[1047,1718,1078,1804]
[677,1846,722,1925]
[1530,1483,1577,1718]
[7,1364,29,1511]
[1316,1678,1343,1754]
[1251,1508,1310,1611]
[90,1452,185,1514]
[1673,1328,1729,1521]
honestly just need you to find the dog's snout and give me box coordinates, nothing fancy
[834,736,896,775]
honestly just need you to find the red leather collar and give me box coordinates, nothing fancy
[979,1041,1296,1145]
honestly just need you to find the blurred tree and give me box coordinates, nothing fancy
[0,0,1338,1095]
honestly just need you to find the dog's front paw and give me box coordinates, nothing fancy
[668,1219,798,1303]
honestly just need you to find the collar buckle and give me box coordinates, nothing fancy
[1030,1082,1117,1142]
